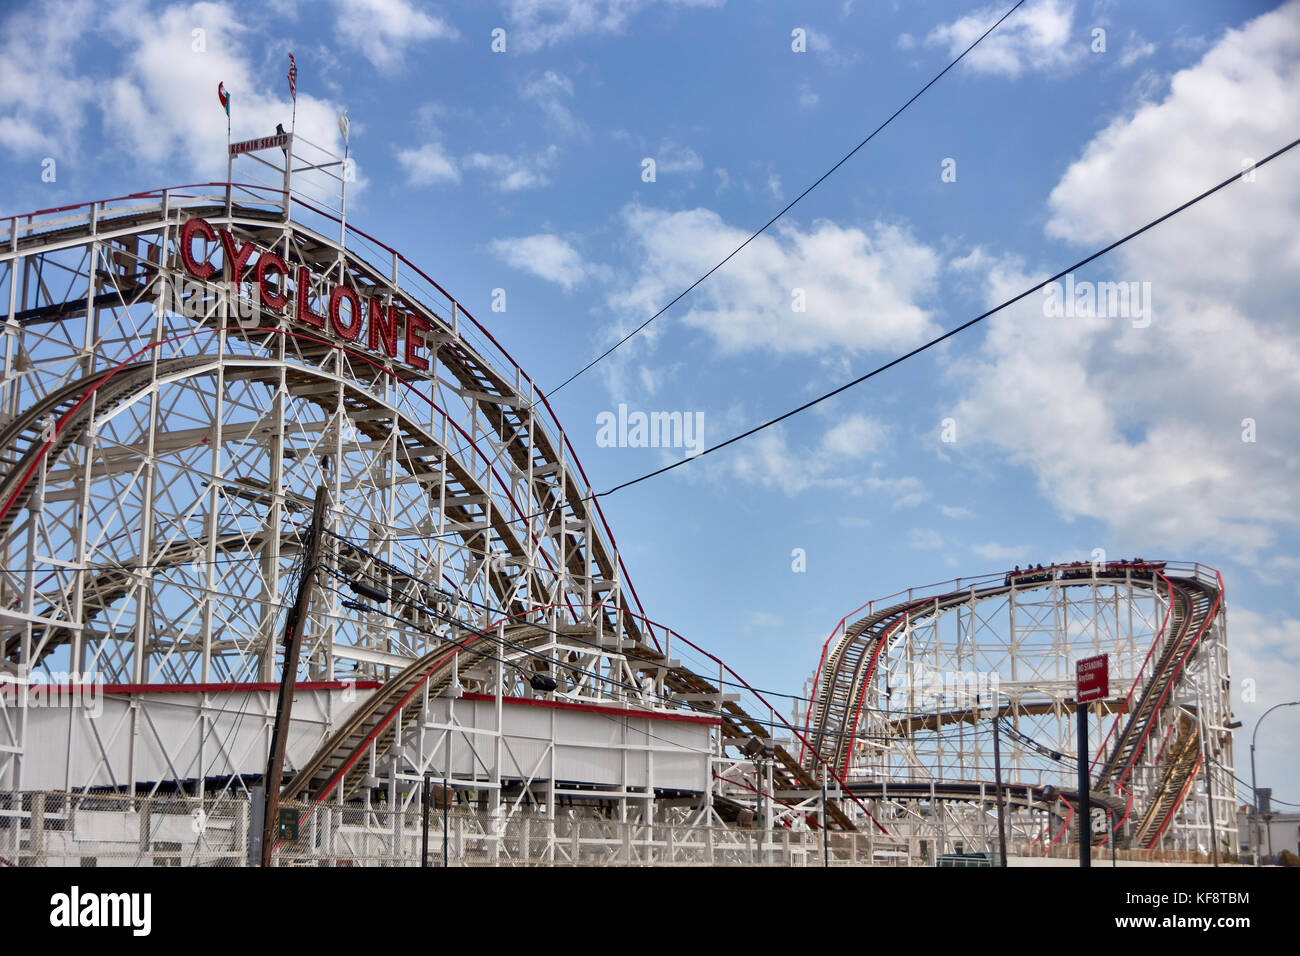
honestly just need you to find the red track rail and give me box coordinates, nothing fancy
[3,182,659,649]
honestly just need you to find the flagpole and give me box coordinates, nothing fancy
[226,110,232,215]
[338,110,349,252]
[286,53,297,220]
[288,53,298,133]
[220,82,232,214]
[340,137,348,251]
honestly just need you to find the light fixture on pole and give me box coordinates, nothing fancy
[1251,700,1299,866]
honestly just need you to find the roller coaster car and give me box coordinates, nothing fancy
[1097,560,1166,578]
[1007,566,1053,585]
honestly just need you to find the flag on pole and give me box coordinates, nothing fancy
[287,53,297,101]
[338,109,349,145]
[217,81,230,116]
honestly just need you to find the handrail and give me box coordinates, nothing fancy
[1091,569,1177,776]
[803,561,1208,772]
[2,181,654,646]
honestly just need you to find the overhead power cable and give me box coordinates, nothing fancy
[596,134,1300,498]
[545,0,1028,397]
[371,134,1300,541]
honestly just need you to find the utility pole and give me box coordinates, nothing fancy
[1073,655,1107,869]
[1108,808,1117,867]
[1077,700,1091,868]
[421,773,431,868]
[822,760,829,867]
[1197,710,1218,867]
[992,707,1008,867]
[260,484,328,867]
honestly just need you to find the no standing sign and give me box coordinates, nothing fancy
[1076,654,1109,704]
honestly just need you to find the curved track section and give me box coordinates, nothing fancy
[283,605,857,829]
[804,562,1232,852]
[0,177,845,836]
[0,183,654,690]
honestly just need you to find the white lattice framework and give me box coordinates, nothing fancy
[0,142,855,862]
[0,137,674,795]
[805,564,1237,859]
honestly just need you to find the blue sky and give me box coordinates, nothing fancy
[2,0,1298,808]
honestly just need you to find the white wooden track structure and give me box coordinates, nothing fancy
[799,562,1238,859]
[0,139,858,866]
[0,138,1238,864]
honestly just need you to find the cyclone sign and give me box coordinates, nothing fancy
[174,216,434,372]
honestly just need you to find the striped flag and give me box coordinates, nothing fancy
[217,81,230,116]
[287,53,297,101]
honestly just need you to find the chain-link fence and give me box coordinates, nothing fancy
[1,791,914,867]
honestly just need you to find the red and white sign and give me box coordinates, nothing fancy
[229,133,289,157]
[1075,654,1109,704]
[176,215,434,374]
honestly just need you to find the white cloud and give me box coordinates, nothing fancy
[0,0,95,159]
[656,141,703,175]
[521,70,584,136]
[949,2,1300,559]
[1,0,357,183]
[611,205,941,355]
[1119,31,1157,68]
[745,610,783,629]
[766,170,784,201]
[927,0,1080,78]
[333,0,458,72]
[503,0,724,52]
[798,82,819,109]
[970,541,1030,562]
[801,27,860,68]
[0,0,448,175]
[940,504,974,519]
[1228,606,1300,802]
[464,145,559,190]
[908,528,944,550]
[491,233,596,290]
[821,415,887,458]
[94,2,351,181]
[728,415,890,496]
[859,474,929,509]
[396,142,460,186]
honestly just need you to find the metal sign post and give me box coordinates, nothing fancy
[1077,702,1091,868]
[1075,654,1108,869]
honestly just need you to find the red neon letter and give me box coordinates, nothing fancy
[368,298,398,357]
[218,229,256,294]
[180,217,216,280]
[295,266,325,329]
[256,252,289,310]
[405,313,431,371]
[330,286,363,341]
